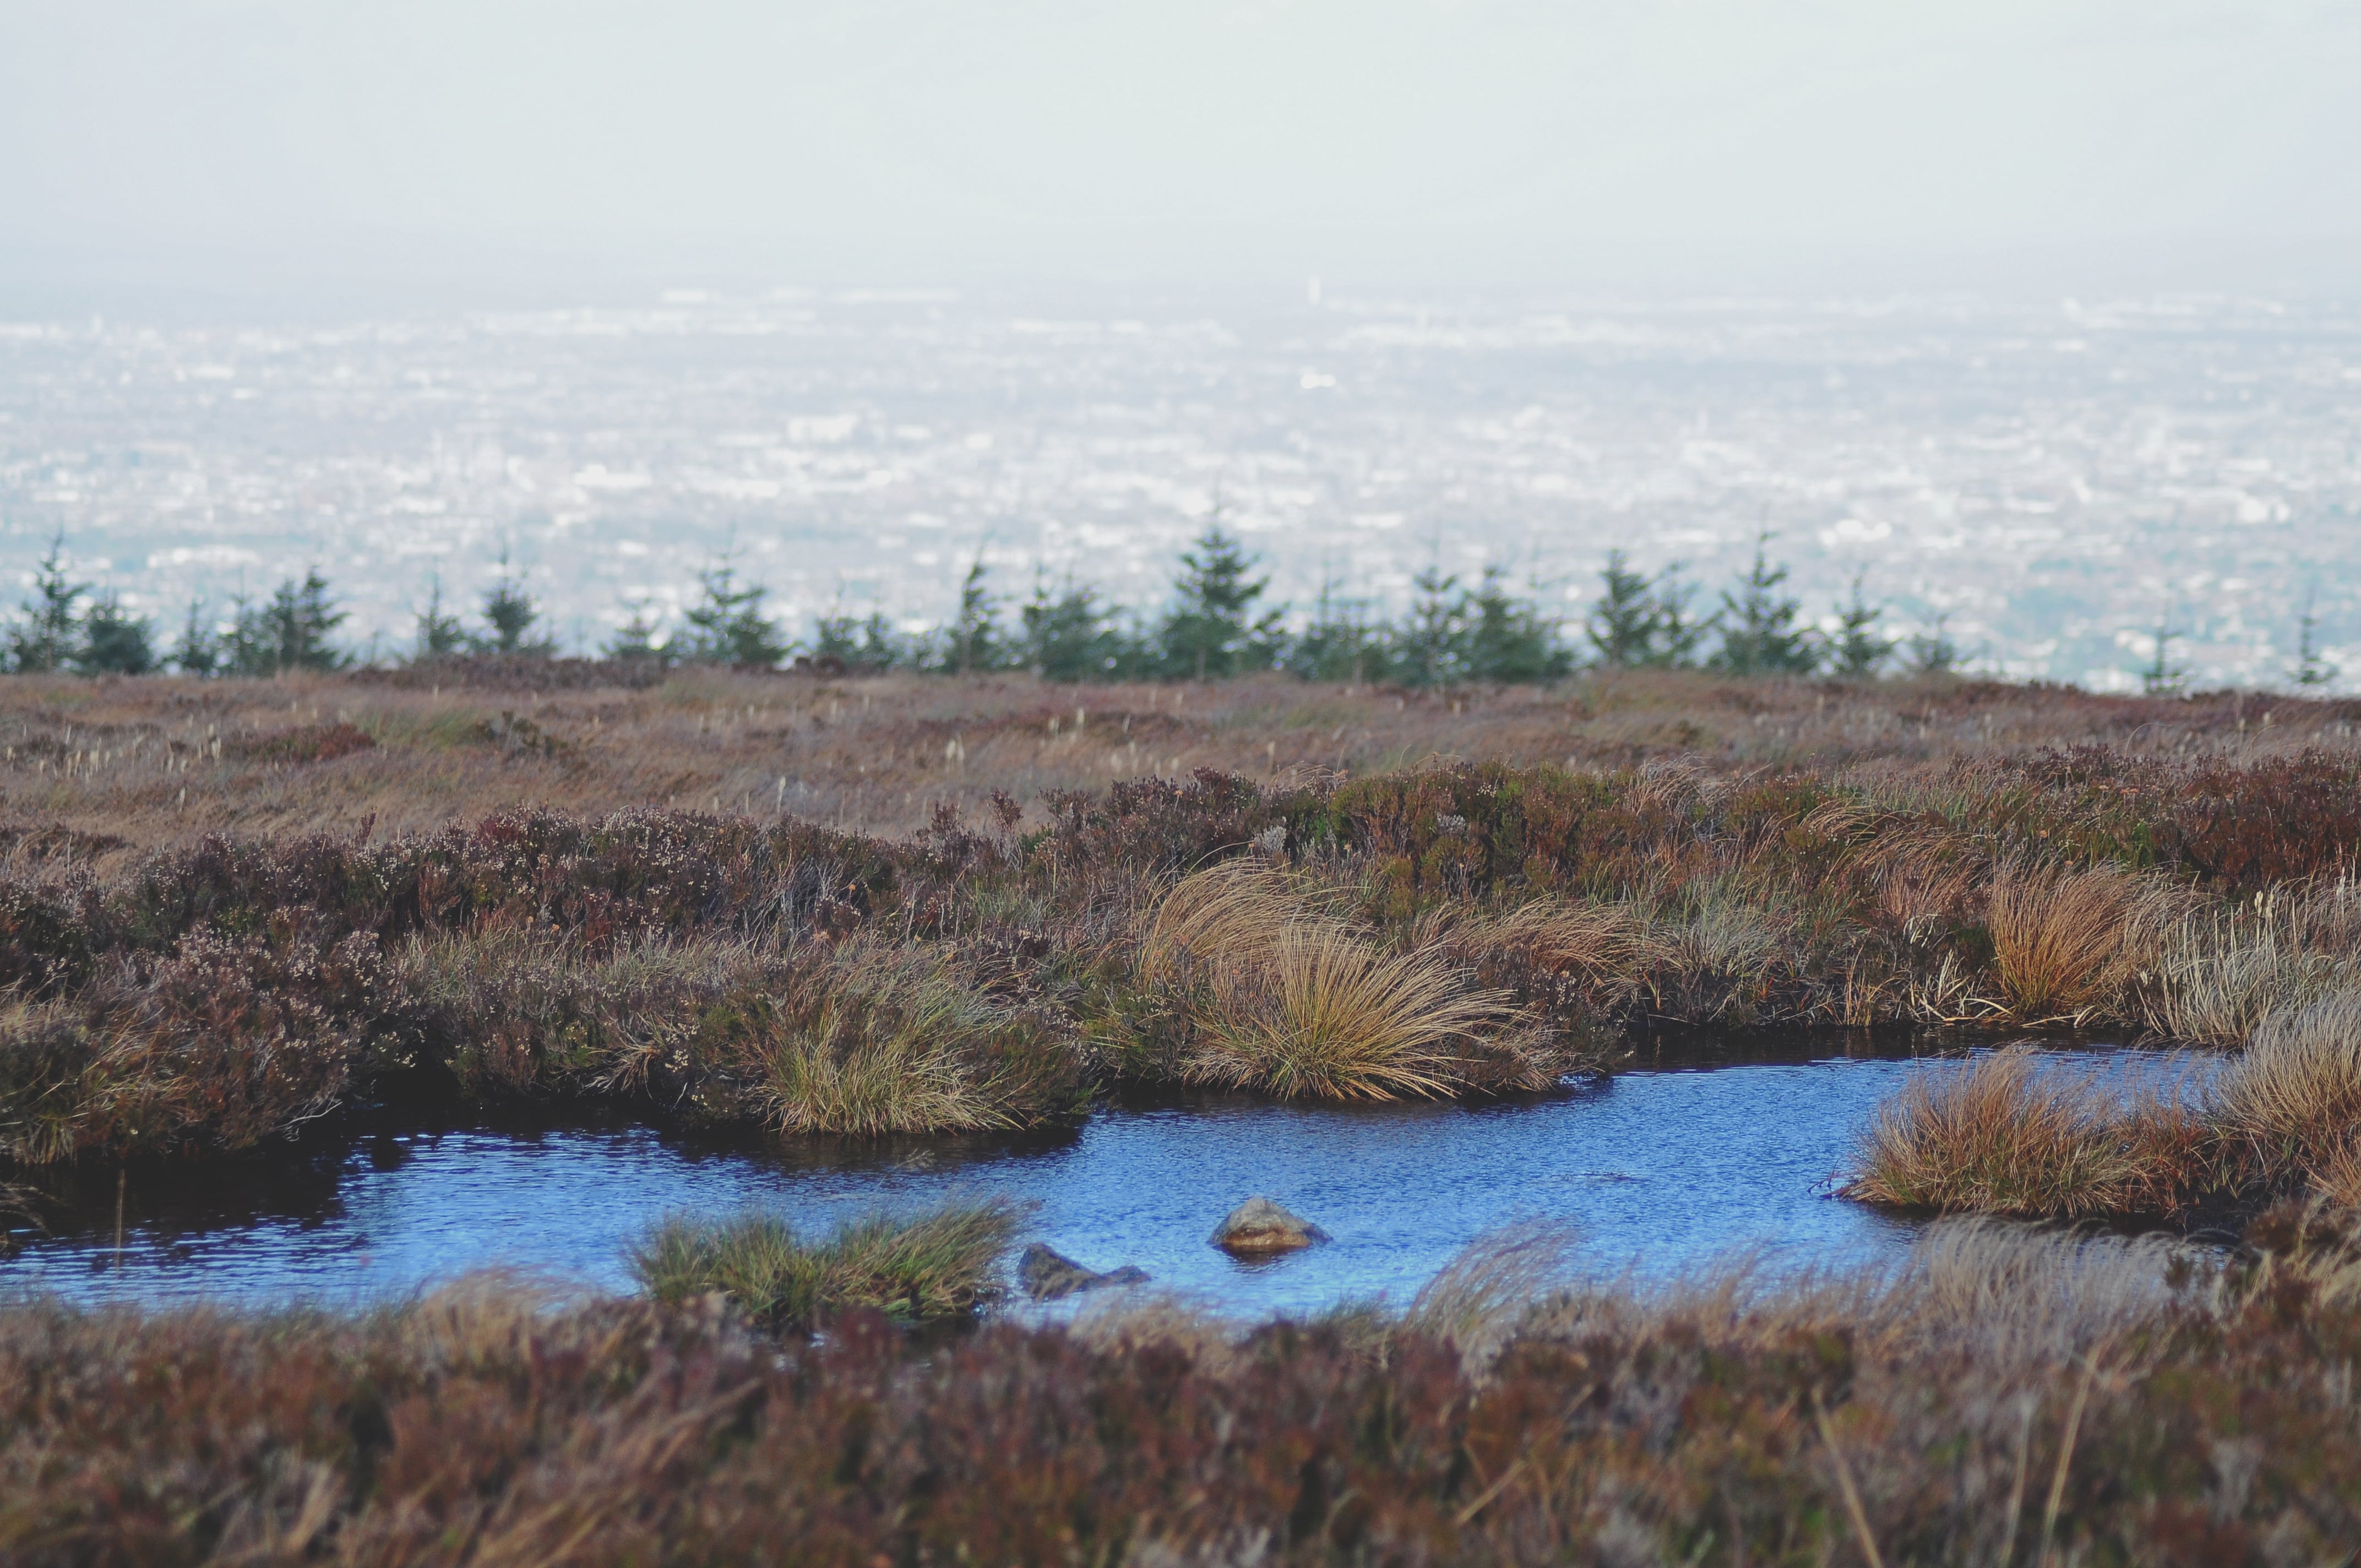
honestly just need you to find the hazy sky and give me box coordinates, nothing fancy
[5,1,2358,295]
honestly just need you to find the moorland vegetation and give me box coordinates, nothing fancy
[4,1199,2360,1564]
[5,525,2361,1560]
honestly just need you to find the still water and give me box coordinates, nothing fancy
[2,1047,2168,1315]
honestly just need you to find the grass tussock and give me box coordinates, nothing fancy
[1852,1012,2361,1222]
[629,1197,1019,1329]
[1138,864,1559,1098]
[6,1212,2360,1562]
[1846,1049,2208,1219]
[1984,861,2176,1022]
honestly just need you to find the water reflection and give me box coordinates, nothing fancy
[1,1046,2180,1315]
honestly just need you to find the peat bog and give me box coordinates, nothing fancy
[3,665,2361,1561]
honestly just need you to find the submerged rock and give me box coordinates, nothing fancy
[1016,1243,1150,1301]
[1210,1196,1329,1254]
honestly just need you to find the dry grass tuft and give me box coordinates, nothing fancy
[2214,988,2361,1177]
[1140,864,1547,1099]
[1985,862,2177,1022]
[1846,1049,2208,1219]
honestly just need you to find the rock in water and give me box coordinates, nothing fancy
[1017,1243,1151,1301]
[1210,1197,1329,1254]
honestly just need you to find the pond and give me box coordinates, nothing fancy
[1,1044,2180,1315]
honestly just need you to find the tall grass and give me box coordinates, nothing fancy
[733,939,1082,1135]
[1846,1049,2198,1218]
[1139,864,1553,1098]
[629,1197,1019,1328]
[1984,862,2174,1022]
[1852,1008,2361,1222]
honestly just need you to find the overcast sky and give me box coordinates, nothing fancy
[4,1,2358,297]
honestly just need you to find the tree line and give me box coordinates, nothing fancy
[0,525,2010,686]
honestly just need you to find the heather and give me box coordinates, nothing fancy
[4,669,2361,1162]
[3,1208,2359,1565]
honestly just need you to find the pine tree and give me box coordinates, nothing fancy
[603,600,667,663]
[1396,565,1466,688]
[75,593,155,675]
[1157,526,1283,680]
[172,600,221,677]
[937,555,1003,674]
[1462,568,1570,683]
[1285,570,1388,684]
[814,602,904,673]
[1903,614,1961,677]
[1022,574,1130,682]
[216,572,344,675]
[1586,551,1658,668]
[1709,533,1816,676]
[2140,601,2185,696]
[679,559,791,666]
[477,552,554,656]
[412,573,468,662]
[271,570,348,672]
[1644,566,1713,669]
[8,537,84,673]
[1824,573,1895,679]
[2294,586,2337,688]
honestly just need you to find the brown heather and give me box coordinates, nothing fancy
[2,1213,2360,1564]
[4,667,2361,1159]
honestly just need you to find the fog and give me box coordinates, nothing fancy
[6,2,2358,296]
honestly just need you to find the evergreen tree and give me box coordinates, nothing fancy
[412,573,468,662]
[1285,570,1388,683]
[75,593,155,675]
[1157,526,1283,679]
[1709,533,1816,675]
[8,537,84,673]
[1396,566,1467,688]
[269,570,348,672]
[1462,568,1570,683]
[2294,586,2337,688]
[1646,565,1714,669]
[1824,573,1895,678]
[814,602,904,673]
[1903,613,1961,677]
[477,553,555,656]
[679,559,791,666]
[935,555,1003,674]
[603,600,667,663]
[1586,551,1658,668]
[1022,574,1130,682]
[2140,601,2186,696]
[216,571,346,675]
[172,600,221,677]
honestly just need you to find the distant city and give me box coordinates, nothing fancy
[2,285,2355,689]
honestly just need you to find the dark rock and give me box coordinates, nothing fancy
[1017,1243,1150,1301]
[1209,1196,1329,1254]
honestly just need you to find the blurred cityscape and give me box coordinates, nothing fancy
[2,285,2355,689]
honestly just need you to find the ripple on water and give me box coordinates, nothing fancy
[2,1048,2172,1314]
